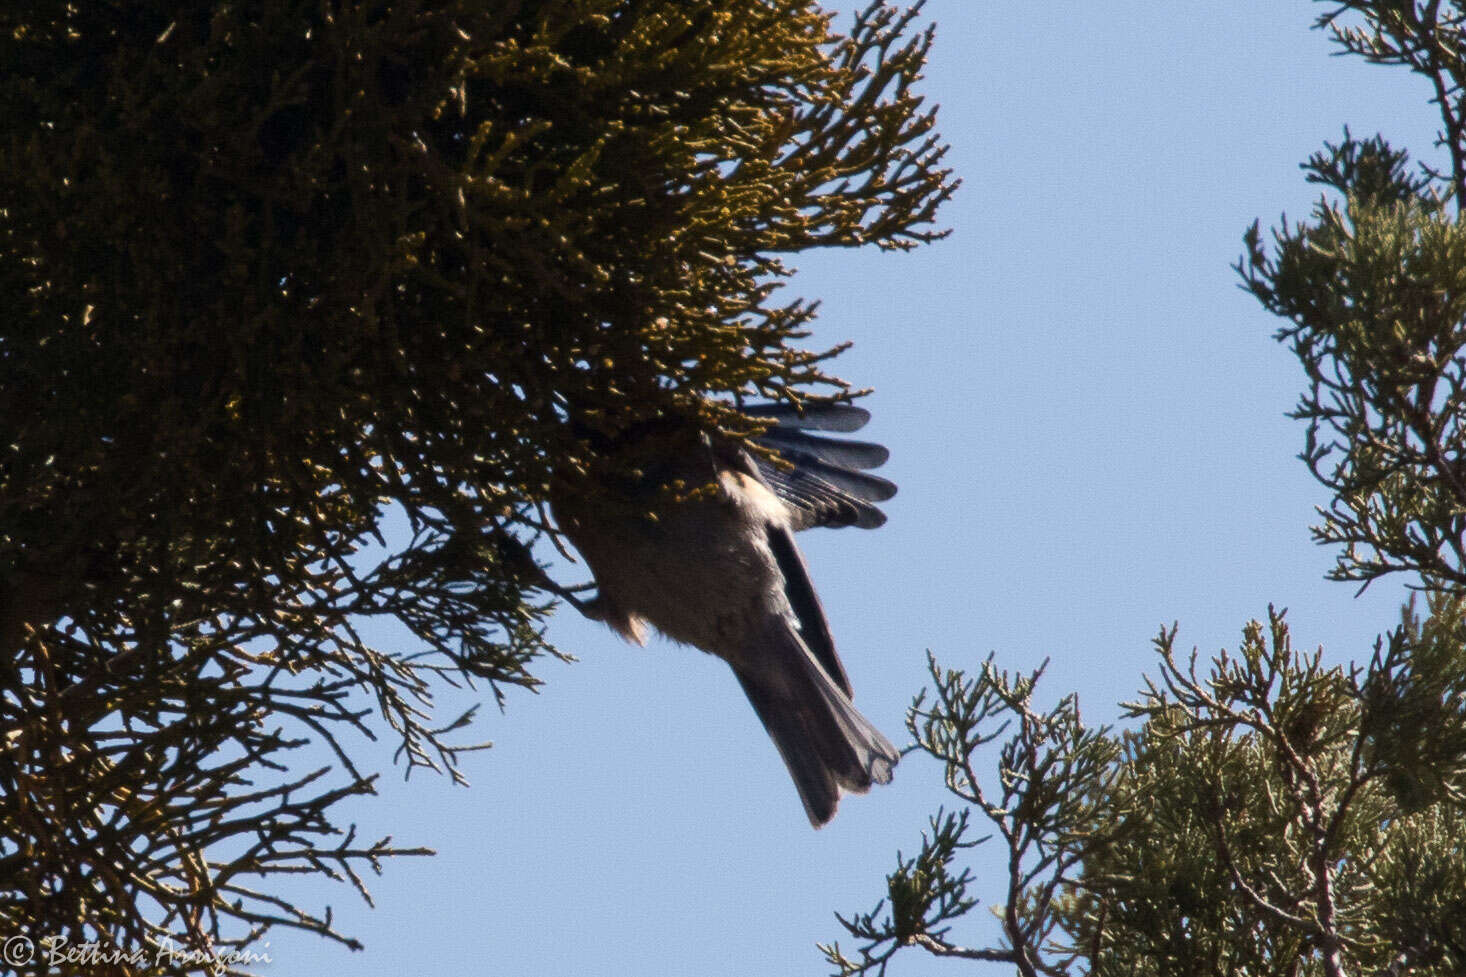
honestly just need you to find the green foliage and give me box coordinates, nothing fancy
[0,1,953,971]
[822,656,1122,976]
[829,3,1466,976]
[1239,134,1466,589]
[1356,594,1466,811]
[824,808,982,974]
[1074,609,1464,977]
[832,609,1466,977]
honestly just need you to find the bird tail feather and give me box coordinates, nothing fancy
[732,633,898,828]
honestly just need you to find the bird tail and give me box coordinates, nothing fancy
[732,634,899,828]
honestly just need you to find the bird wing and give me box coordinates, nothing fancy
[739,401,872,432]
[764,521,852,697]
[744,404,897,532]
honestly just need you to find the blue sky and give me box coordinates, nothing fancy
[269,3,1443,974]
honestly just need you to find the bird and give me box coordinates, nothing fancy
[548,401,900,827]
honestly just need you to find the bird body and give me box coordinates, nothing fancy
[550,403,899,826]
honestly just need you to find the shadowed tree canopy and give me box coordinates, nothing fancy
[0,1,953,970]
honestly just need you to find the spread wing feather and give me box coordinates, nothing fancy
[739,402,872,433]
[743,404,896,532]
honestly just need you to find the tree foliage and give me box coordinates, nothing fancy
[0,2,954,972]
[825,4,1466,976]
[1241,131,1466,590]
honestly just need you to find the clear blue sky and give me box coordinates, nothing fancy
[270,3,1441,974]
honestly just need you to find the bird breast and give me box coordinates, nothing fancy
[553,469,796,663]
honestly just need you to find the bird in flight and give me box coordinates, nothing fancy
[550,401,899,826]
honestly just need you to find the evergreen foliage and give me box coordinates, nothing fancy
[0,2,953,972]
